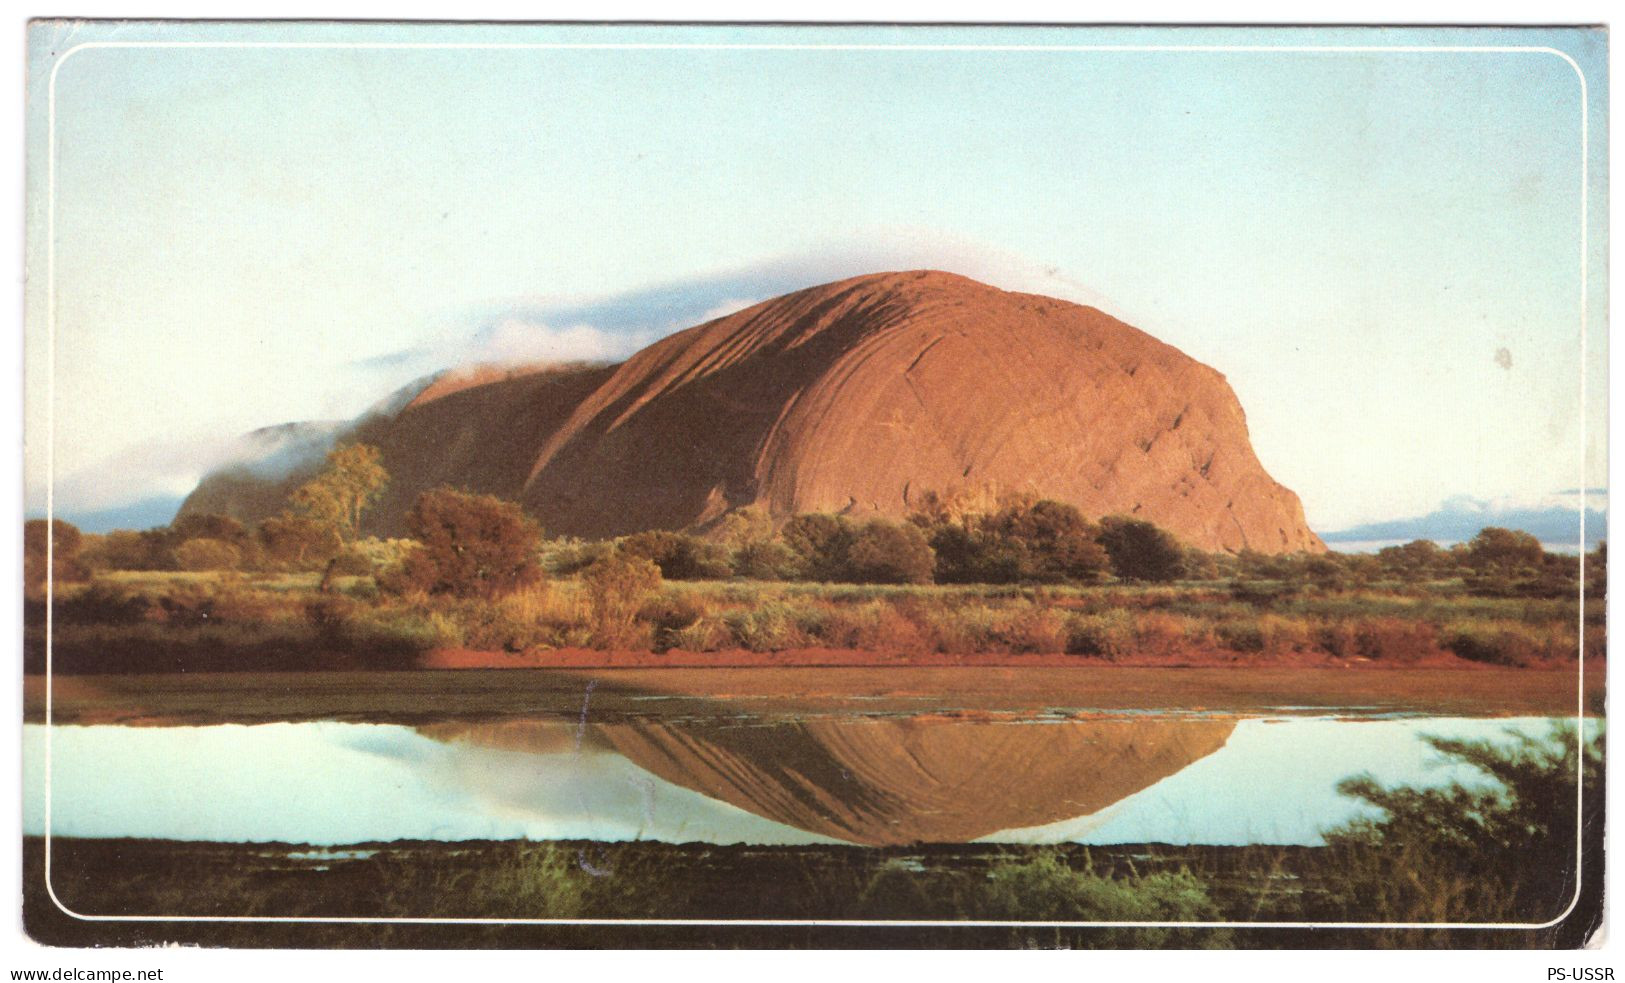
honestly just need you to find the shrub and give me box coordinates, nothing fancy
[581,552,662,647]
[923,500,1108,585]
[256,515,343,571]
[389,489,543,599]
[846,519,935,585]
[847,604,929,652]
[1065,611,1134,658]
[731,539,799,580]
[540,537,613,576]
[1005,607,1070,653]
[173,538,243,572]
[79,529,163,571]
[1464,526,1545,575]
[1440,622,1544,666]
[1215,620,1266,652]
[1313,618,1358,658]
[1377,539,1453,582]
[451,601,549,653]
[169,513,250,548]
[978,851,1229,948]
[1324,724,1601,926]
[1099,516,1186,582]
[24,519,88,599]
[1257,613,1314,652]
[780,513,857,581]
[619,530,733,580]
[711,506,776,551]
[639,593,710,651]
[663,617,729,653]
[350,537,418,572]
[1353,617,1438,662]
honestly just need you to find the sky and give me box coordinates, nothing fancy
[23,22,1609,533]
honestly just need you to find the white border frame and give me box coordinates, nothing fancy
[35,29,1594,936]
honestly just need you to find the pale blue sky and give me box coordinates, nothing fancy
[24,23,1608,531]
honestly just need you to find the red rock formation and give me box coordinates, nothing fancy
[182,270,1323,553]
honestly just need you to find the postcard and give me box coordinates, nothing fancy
[19,20,1607,951]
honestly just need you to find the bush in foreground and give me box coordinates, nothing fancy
[1324,723,1601,930]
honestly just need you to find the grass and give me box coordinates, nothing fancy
[28,567,1596,672]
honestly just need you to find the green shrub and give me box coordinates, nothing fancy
[1215,620,1266,652]
[620,530,733,580]
[173,538,242,572]
[923,500,1108,585]
[639,593,710,651]
[256,515,342,572]
[1324,724,1601,926]
[1464,526,1546,575]
[1099,516,1186,582]
[1065,611,1134,658]
[781,513,857,581]
[979,851,1229,948]
[24,519,88,599]
[1313,618,1358,658]
[731,539,799,580]
[722,603,807,651]
[1441,622,1543,666]
[847,519,935,585]
[539,537,613,576]
[581,552,663,648]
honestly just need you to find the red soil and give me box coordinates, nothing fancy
[419,645,1591,672]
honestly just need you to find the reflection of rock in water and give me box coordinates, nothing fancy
[424,716,1235,846]
[418,719,606,756]
[598,718,1235,846]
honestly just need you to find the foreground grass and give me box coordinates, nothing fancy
[26,835,1596,949]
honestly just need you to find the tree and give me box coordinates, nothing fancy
[847,519,936,585]
[173,538,242,572]
[781,513,858,582]
[982,499,1109,583]
[390,488,542,598]
[256,514,342,571]
[24,519,87,600]
[1099,516,1186,582]
[1464,526,1545,574]
[290,443,389,543]
[1377,539,1450,583]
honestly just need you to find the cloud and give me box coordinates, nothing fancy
[345,233,1127,392]
[38,420,347,519]
[47,236,1172,523]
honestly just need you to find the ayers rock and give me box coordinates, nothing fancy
[182,270,1323,554]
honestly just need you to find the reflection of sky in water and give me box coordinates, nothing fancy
[23,717,1584,847]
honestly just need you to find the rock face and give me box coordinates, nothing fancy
[181,270,1323,554]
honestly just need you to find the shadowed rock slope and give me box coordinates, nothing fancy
[182,270,1322,554]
